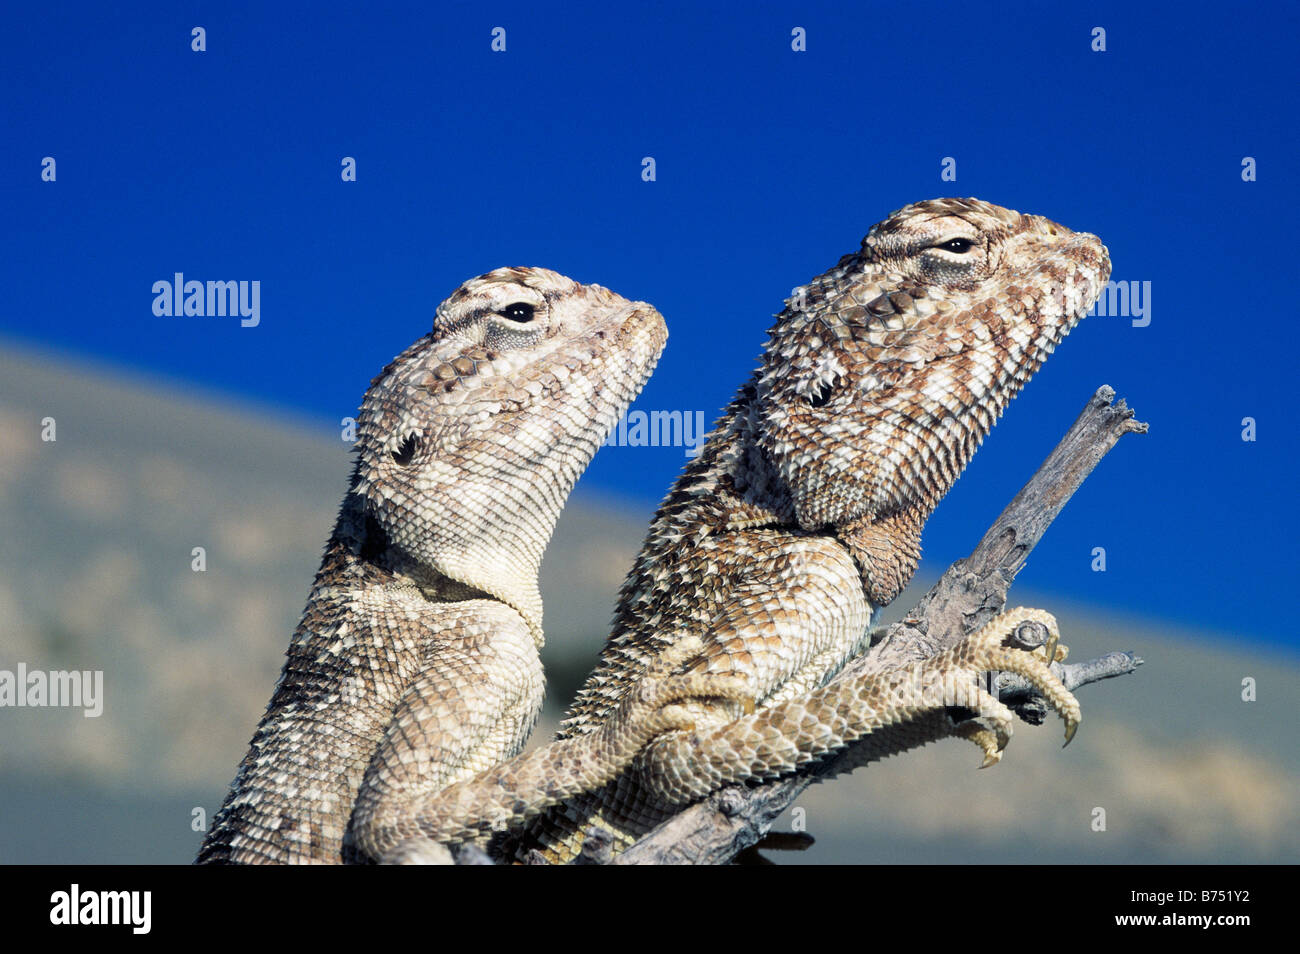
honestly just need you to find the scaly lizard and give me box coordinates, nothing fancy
[499,198,1111,863]
[196,266,746,864]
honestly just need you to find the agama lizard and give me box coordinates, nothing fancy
[197,267,747,864]
[498,198,1112,863]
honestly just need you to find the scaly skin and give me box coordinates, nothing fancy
[197,266,728,864]
[500,198,1110,863]
[357,634,753,855]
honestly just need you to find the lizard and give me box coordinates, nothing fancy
[196,266,749,864]
[497,197,1112,863]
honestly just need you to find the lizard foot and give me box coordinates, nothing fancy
[941,607,1081,754]
[620,635,755,736]
[949,698,1013,768]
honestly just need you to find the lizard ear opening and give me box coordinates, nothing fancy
[391,433,419,466]
[806,380,834,408]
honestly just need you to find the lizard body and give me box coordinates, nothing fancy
[501,198,1111,863]
[198,266,729,863]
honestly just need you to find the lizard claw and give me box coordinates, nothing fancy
[944,607,1083,751]
[952,720,1005,768]
[1041,632,1059,667]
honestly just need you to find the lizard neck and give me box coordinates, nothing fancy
[324,490,543,641]
[658,380,924,609]
[642,382,795,542]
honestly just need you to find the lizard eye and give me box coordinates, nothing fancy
[391,433,419,465]
[935,238,974,254]
[500,302,536,323]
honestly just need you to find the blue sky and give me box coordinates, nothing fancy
[3,2,1297,652]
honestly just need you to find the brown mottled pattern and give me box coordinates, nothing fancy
[502,198,1111,863]
[197,267,672,863]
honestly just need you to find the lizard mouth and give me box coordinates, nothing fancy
[584,303,669,443]
[973,229,1111,416]
[1027,231,1111,359]
[544,300,667,410]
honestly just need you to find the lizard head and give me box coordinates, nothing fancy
[755,197,1111,606]
[350,266,667,641]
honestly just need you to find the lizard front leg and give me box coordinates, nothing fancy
[344,600,542,864]
[351,628,752,863]
[636,607,1079,805]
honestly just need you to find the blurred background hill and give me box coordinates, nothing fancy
[2,339,1295,864]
